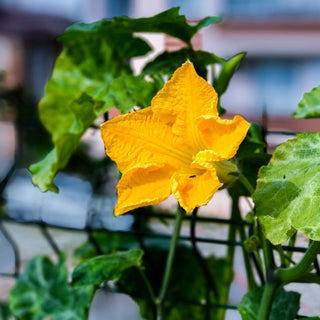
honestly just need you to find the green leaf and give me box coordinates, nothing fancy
[60,8,221,47]
[253,132,320,244]
[9,254,94,320]
[29,42,157,192]
[73,233,140,262]
[238,287,300,320]
[72,248,144,287]
[73,231,169,263]
[116,245,233,320]
[143,49,223,79]
[293,85,320,119]
[213,52,246,96]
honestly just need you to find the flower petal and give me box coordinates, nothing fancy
[115,163,175,216]
[196,115,250,160]
[191,152,239,183]
[151,61,218,151]
[101,108,192,173]
[171,170,221,213]
[192,150,224,169]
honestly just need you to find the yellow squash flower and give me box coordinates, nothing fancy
[101,61,250,216]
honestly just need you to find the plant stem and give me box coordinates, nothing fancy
[256,229,277,319]
[276,241,320,283]
[262,235,275,274]
[286,232,297,266]
[257,241,320,319]
[137,267,156,303]
[156,207,185,320]
[257,282,279,320]
[232,197,257,290]
[238,174,255,195]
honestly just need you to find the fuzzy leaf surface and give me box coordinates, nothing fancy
[253,132,320,244]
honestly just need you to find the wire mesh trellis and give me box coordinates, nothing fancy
[0,125,319,318]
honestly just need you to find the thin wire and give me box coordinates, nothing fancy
[86,228,103,255]
[190,208,219,311]
[39,223,60,256]
[0,222,20,277]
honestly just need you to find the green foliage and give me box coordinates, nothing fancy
[238,287,300,320]
[28,7,236,193]
[143,49,223,79]
[213,52,246,96]
[59,8,220,47]
[29,43,157,192]
[72,248,143,287]
[228,122,271,198]
[0,303,11,320]
[73,231,168,262]
[253,132,320,244]
[293,85,320,119]
[73,233,234,320]
[116,245,233,320]
[9,254,94,320]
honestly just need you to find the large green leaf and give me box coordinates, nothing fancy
[253,132,320,244]
[293,85,320,119]
[9,254,94,320]
[59,8,221,47]
[238,287,300,320]
[29,8,221,192]
[72,248,144,287]
[29,39,157,192]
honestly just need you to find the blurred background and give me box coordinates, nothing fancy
[2,0,320,120]
[1,0,320,319]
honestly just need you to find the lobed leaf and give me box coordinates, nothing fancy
[72,248,144,287]
[59,8,221,47]
[9,254,94,320]
[253,132,320,244]
[293,85,320,119]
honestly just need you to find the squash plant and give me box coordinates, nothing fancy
[8,7,320,320]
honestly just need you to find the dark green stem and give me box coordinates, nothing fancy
[156,207,185,320]
[257,241,320,319]
[232,197,257,290]
[262,235,275,274]
[238,174,255,195]
[257,240,278,320]
[257,282,280,320]
[286,232,297,265]
[276,241,320,283]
